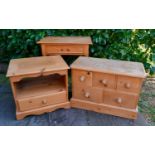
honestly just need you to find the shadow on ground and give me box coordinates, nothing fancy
[0,83,148,126]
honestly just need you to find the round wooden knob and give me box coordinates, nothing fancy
[42,99,47,105]
[116,97,122,104]
[60,49,64,51]
[80,76,85,82]
[101,79,108,86]
[85,92,90,98]
[66,48,70,51]
[125,83,131,89]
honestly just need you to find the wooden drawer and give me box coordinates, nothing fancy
[45,45,85,55]
[93,72,116,89]
[103,90,138,109]
[72,69,92,87]
[117,75,142,93]
[17,91,67,112]
[73,86,103,103]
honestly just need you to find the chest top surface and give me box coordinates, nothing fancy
[37,36,92,44]
[71,56,146,78]
[7,55,69,77]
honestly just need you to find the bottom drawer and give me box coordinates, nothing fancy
[73,86,103,103]
[17,91,67,112]
[103,90,139,109]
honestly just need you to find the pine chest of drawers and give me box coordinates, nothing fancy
[37,36,92,56]
[7,56,70,120]
[70,56,146,119]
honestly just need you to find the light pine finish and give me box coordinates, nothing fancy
[37,36,92,56]
[71,56,146,119]
[7,56,70,120]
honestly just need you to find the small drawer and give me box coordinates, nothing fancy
[103,90,138,109]
[17,91,67,112]
[73,86,103,103]
[72,69,92,87]
[93,72,116,89]
[45,45,84,55]
[117,75,142,93]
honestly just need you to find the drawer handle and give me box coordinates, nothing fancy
[116,97,122,104]
[100,79,108,86]
[124,83,131,89]
[80,76,85,82]
[66,48,70,51]
[42,99,47,105]
[85,92,90,98]
[60,49,64,51]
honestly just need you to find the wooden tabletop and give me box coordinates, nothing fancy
[37,36,92,44]
[7,56,69,77]
[71,56,146,78]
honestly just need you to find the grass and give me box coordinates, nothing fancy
[139,78,155,125]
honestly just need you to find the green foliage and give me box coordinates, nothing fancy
[0,29,155,73]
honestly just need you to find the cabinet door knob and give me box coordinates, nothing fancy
[101,79,108,86]
[116,97,122,103]
[80,76,85,82]
[125,83,131,89]
[85,92,90,98]
[42,99,47,105]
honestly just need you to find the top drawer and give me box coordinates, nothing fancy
[72,69,92,87]
[43,45,87,55]
[117,75,142,93]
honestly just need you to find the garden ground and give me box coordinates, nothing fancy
[0,73,154,126]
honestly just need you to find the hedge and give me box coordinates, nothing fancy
[0,29,155,73]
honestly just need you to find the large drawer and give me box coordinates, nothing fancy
[17,91,67,112]
[72,69,92,87]
[45,45,84,55]
[93,72,116,89]
[117,75,142,93]
[73,86,103,103]
[103,90,138,109]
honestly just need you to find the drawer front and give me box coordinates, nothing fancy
[93,72,116,89]
[18,91,67,112]
[117,75,142,93]
[103,90,138,109]
[45,45,84,55]
[73,86,103,103]
[72,69,92,87]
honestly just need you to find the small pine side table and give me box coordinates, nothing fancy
[7,56,70,120]
[37,36,92,56]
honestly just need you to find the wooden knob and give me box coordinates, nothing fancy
[42,99,47,105]
[85,92,90,98]
[66,48,70,51]
[125,83,131,89]
[116,97,122,104]
[101,79,108,86]
[60,49,64,51]
[80,76,85,82]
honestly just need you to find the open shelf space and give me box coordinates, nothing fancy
[15,74,66,100]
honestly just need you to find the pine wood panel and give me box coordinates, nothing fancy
[37,36,92,44]
[6,55,69,77]
[71,56,146,78]
[71,98,137,119]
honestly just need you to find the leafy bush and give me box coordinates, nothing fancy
[0,29,154,73]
